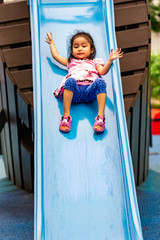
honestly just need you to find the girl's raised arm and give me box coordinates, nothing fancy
[45,32,68,67]
[97,48,123,75]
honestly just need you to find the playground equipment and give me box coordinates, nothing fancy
[0,0,151,228]
[0,0,151,239]
[0,0,151,193]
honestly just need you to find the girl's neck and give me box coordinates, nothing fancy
[72,57,90,60]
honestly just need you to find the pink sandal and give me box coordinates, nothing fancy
[59,116,72,133]
[93,116,105,133]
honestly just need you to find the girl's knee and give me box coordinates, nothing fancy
[94,78,106,91]
[65,78,76,87]
[64,78,77,91]
[94,78,107,95]
[95,78,106,87]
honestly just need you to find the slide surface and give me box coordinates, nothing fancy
[30,0,143,239]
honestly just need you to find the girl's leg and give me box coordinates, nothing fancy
[84,78,107,131]
[88,78,106,132]
[97,92,107,117]
[86,78,107,111]
[95,92,107,131]
[63,89,73,116]
[60,78,76,132]
[60,88,73,132]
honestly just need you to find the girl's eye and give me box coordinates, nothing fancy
[83,45,87,48]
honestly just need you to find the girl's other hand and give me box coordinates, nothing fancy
[109,48,124,61]
[45,32,54,44]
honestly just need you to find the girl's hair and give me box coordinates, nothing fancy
[67,31,96,62]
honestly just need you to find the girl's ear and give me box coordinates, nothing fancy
[91,47,94,53]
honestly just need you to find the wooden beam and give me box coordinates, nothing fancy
[120,50,148,72]
[0,1,29,23]
[115,4,148,27]
[2,46,32,68]
[122,73,143,95]
[0,23,30,46]
[11,69,32,89]
[116,27,149,49]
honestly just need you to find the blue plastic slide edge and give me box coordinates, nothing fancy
[104,0,143,239]
[29,0,44,239]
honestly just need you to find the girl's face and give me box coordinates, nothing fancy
[72,36,94,59]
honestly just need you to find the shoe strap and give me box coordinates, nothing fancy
[96,115,105,121]
[62,116,72,122]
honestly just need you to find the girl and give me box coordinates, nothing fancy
[46,31,123,133]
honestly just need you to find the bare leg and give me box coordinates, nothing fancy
[63,89,73,116]
[61,89,73,131]
[97,93,106,116]
[96,93,107,131]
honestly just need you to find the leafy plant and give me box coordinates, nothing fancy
[151,53,160,100]
[149,0,160,32]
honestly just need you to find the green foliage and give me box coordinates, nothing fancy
[149,0,160,32]
[151,53,160,100]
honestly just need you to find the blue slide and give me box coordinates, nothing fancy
[30,0,143,239]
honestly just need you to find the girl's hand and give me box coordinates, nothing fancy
[45,32,54,44]
[109,48,124,62]
[45,32,68,66]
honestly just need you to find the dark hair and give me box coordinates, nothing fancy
[67,31,96,62]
